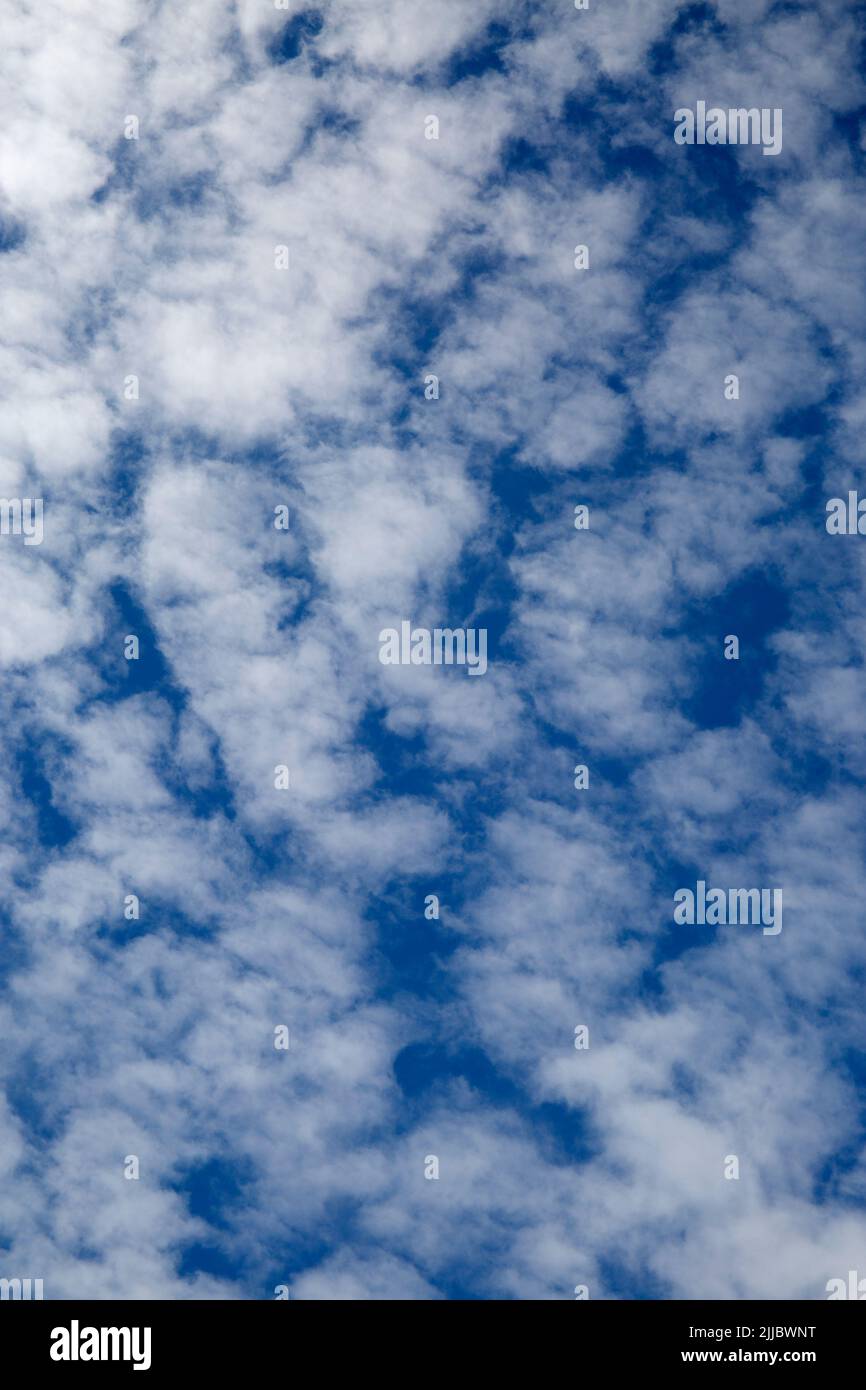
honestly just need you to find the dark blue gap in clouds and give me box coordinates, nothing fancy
[363,872,460,999]
[561,81,670,180]
[90,136,139,206]
[15,735,77,849]
[0,215,26,253]
[62,564,240,822]
[372,286,464,425]
[774,401,836,459]
[78,578,239,822]
[768,741,833,799]
[356,701,509,996]
[173,1156,256,1233]
[489,446,559,519]
[555,68,768,310]
[294,105,363,160]
[132,566,241,803]
[647,1,728,75]
[812,1047,866,1206]
[318,106,361,138]
[0,908,28,995]
[640,848,787,983]
[832,104,866,169]
[599,763,782,988]
[203,1195,396,1299]
[5,1055,67,1146]
[394,1042,600,1168]
[675,569,790,729]
[177,1244,240,1282]
[104,429,148,520]
[372,240,502,410]
[261,1205,522,1301]
[161,728,238,824]
[172,1160,258,1284]
[267,9,323,65]
[94,899,220,947]
[524,712,636,794]
[83,580,186,712]
[500,135,550,177]
[259,1211,436,1300]
[355,437,531,671]
[403,9,540,91]
[133,170,217,221]
[361,799,603,1212]
[438,21,510,87]
[267,561,317,631]
[437,551,509,658]
[358,707,432,801]
[636,720,791,968]
[597,1254,672,1301]
[358,699,513,828]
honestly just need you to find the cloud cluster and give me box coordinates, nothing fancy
[0,0,864,1301]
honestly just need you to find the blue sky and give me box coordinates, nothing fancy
[0,0,865,1300]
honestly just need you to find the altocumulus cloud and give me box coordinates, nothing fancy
[0,0,864,1301]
